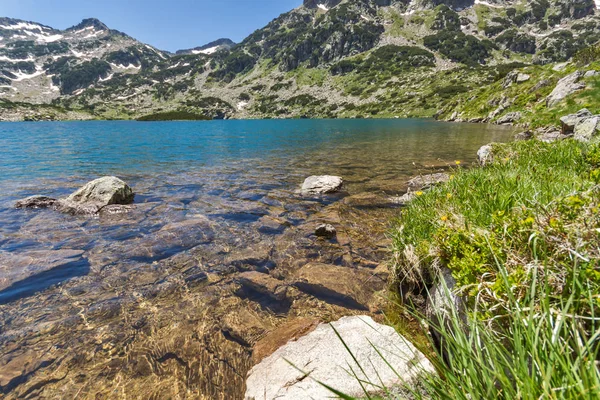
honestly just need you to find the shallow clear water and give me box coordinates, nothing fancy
[0,119,516,298]
[0,119,516,398]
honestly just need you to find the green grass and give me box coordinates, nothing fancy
[391,140,600,300]
[390,138,600,397]
[324,139,600,399]
[416,258,600,400]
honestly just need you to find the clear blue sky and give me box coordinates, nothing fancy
[1,0,302,52]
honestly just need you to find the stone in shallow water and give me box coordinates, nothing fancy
[0,249,86,300]
[315,224,336,239]
[291,263,384,310]
[257,216,289,235]
[244,315,435,400]
[57,176,135,215]
[301,175,343,195]
[14,195,57,209]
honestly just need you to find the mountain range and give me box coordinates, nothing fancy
[0,0,599,122]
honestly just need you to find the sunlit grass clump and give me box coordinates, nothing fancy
[383,139,600,399]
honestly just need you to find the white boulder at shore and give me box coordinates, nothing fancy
[301,175,343,195]
[244,316,434,400]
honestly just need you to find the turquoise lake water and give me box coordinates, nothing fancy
[0,119,515,302]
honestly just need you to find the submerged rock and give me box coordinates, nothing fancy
[301,175,343,195]
[407,173,450,191]
[244,315,435,400]
[315,224,336,239]
[546,71,586,108]
[389,191,417,206]
[291,263,384,310]
[14,195,57,209]
[57,176,135,215]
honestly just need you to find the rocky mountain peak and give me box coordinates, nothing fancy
[67,18,109,32]
[176,38,235,55]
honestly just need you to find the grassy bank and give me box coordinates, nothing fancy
[387,139,600,398]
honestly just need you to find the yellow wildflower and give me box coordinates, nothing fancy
[447,193,453,199]
[441,215,448,221]
[455,160,461,165]
[416,191,424,196]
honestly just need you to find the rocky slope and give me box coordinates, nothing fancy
[0,0,599,121]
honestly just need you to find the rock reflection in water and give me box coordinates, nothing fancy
[0,120,515,398]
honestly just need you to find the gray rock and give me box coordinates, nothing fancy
[574,116,600,142]
[552,62,569,72]
[14,195,56,209]
[535,127,566,143]
[514,130,533,141]
[516,73,530,83]
[502,71,519,88]
[425,268,466,352]
[56,176,134,215]
[301,175,343,195]
[407,173,450,191]
[315,224,336,239]
[529,79,551,93]
[389,191,417,206]
[560,108,593,134]
[584,70,599,78]
[477,144,494,166]
[546,71,586,107]
[497,111,522,125]
[503,72,530,88]
[244,315,435,400]
[97,204,135,217]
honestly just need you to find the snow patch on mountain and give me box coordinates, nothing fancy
[99,73,114,82]
[11,68,45,82]
[110,63,141,70]
[317,4,329,11]
[26,31,63,43]
[192,46,220,55]
[474,0,503,7]
[595,0,599,9]
[0,22,45,31]
[0,55,35,62]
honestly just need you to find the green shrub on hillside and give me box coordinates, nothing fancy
[424,30,496,66]
[136,110,210,121]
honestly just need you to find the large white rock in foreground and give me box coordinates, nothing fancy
[244,316,434,400]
